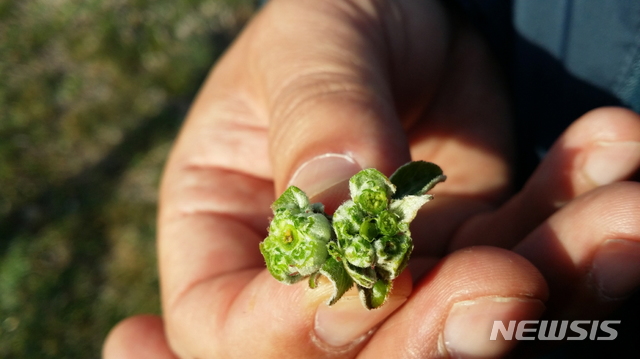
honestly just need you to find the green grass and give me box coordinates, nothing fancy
[0,0,256,357]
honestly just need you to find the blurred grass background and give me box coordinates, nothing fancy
[0,0,257,357]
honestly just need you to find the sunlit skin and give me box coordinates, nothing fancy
[103,0,640,358]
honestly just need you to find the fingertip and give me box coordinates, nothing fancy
[514,182,640,315]
[438,248,548,359]
[443,296,546,359]
[579,106,640,128]
[103,315,178,359]
[450,106,640,250]
[557,107,640,189]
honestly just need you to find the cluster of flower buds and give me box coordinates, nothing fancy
[260,161,446,309]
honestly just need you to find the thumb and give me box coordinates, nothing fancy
[251,0,451,194]
[309,270,413,349]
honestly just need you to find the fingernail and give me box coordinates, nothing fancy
[314,290,407,348]
[289,154,361,201]
[583,141,640,186]
[591,239,640,299]
[443,297,545,359]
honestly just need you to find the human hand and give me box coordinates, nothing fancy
[103,0,640,357]
[447,106,640,357]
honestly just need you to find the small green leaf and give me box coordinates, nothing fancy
[358,279,392,309]
[271,186,310,213]
[319,256,354,305]
[343,261,377,288]
[310,202,326,214]
[390,161,446,199]
[389,194,432,224]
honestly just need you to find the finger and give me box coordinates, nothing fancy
[166,269,412,358]
[358,246,548,359]
[408,17,514,204]
[514,182,640,319]
[253,0,452,194]
[409,195,495,261]
[450,107,640,251]
[103,315,178,359]
[401,15,515,259]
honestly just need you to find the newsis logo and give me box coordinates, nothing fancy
[490,320,621,341]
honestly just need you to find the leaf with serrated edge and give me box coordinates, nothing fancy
[319,256,354,305]
[390,161,446,199]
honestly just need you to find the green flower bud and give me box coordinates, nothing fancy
[355,188,388,214]
[376,210,399,236]
[374,234,412,280]
[348,169,395,215]
[260,187,332,284]
[332,200,365,243]
[349,168,396,197]
[344,235,375,268]
[261,162,446,309]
